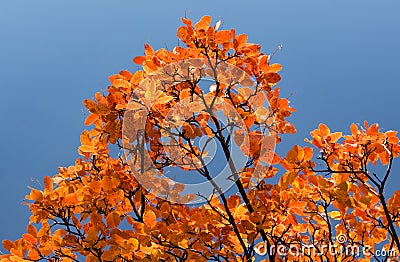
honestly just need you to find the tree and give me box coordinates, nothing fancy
[1,15,399,262]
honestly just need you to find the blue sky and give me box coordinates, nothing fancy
[1,0,400,246]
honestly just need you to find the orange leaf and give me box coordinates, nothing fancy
[80,130,91,145]
[27,188,43,201]
[287,213,298,225]
[133,56,146,65]
[227,195,241,209]
[264,72,281,84]
[143,59,158,74]
[83,99,97,112]
[39,246,52,256]
[78,145,95,153]
[319,123,330,136]
[27,249,40,260]
[23,233,36,245]
[144,43,154,56]
[101,176,120,191]
[43,176,53,195]
[106,211,121,229]
[27,224,37,238]
[234,34,247,49]
[284,122,297,134]
[279,171,297,189]
[94,103,110,115]
[119,70,132,79]
[181,17,193,27]
[233,204,248,220]
[84,113,99,126]
[303,147,313,161]
[177,26,188,39]
[143,210,157,229]
[154,95,175,105]
[159,202,170,218]
[286,145,304,164]
[72,215,82,230]
[372,228,387,243]
[2,240,16,251]
[102,249,118,261]
[63,193,79,206]
[195,15,212,31]
[368,123,379,136]
[268,63,283,73]
[215,30,231,43]
[243,114,255,128]
[350,123,359,136]
[328,132,342,143]
[91,213,105,231]
[112,78,131,90]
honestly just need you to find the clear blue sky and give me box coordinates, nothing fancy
[1,0,400,245]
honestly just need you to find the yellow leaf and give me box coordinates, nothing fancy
[127,238,139,250]
[328,211,342,220]
[145,80,157,101]
[233,204,248,220]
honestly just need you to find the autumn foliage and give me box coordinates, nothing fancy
[1,16,400,262]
